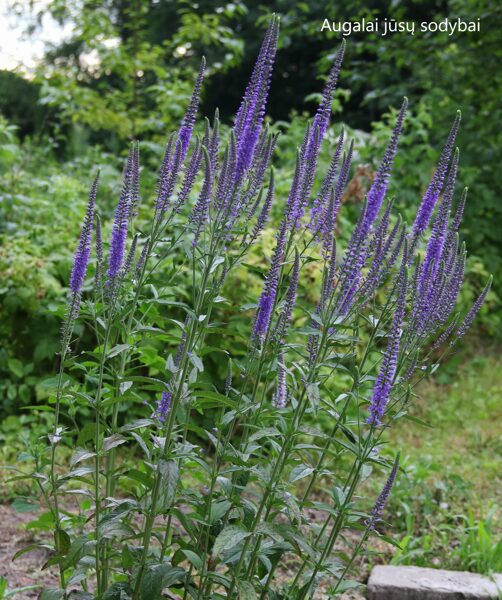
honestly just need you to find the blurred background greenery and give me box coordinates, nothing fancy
[1,0,500,411]
[0,0,500,579]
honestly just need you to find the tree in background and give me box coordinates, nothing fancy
[4,0,502,320]
[8,0,246,146]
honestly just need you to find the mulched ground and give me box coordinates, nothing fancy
[0,502,378,598]
[0,504,59,597]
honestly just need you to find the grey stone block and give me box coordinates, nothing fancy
[367,565,502,599]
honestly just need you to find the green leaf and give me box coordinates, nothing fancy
[119,380,133,395]
[402,413,433,428]
[5,585,43,598]
[212,526,251,558]
[157,460,179,513]
[333,579,362,593]
[130,431,150,459]
[209,500,232,523]
[190,354,204,372]
[289,465,314,483]
[249,427,280,443]
[255,523,284,543]
[65,466,94,479]
[102,583,132,600]
[7,358,24,378]
[99,520,135,540]
[103,434,127,452]
[70,449,96,467]
[306,382,320,407]
[127,469,153,488]
[12,544,51,561]
[54,529,71,556]
[238,581,257,600]
[12,498,39,513]
[62,535,88,570]
[107,344,131,358]
[121,544,134,570]
[120,419,154,432]
[181,549,203,570]
[139,564,185,599]
[40,589,65,600]
[332,486,347,508]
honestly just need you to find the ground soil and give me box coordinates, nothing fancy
[0,504,59,597]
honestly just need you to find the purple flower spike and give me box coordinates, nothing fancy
[123,233,138,277]
[107,144,139,283]
[175,138,203,213]
[251,170,275,238]
[363,98,407,233]
[285,150,305,230]
[322,236,337,305]
[321,141,354,254]
[273,351,288,409]
[94,213,103,289]
[421,148,459,291]
[412,111,461,239]
[190,147,213,245]
[234,17,279,138]
[366,454,400,529]
[178,58,206,158]
[453,276,492,343]
[156,139,183,215]
[70,172,99,294]
[308,41,345,153]
[309,129,345,235]
[253,220,287,343]
[135,238,150,280]
[234,17,279,181]
[244,132,279,215]
[432,315,459,350]
[130,142,141,218]
[274,250,300,342]
[451,186,468,234]
[367,260,408,426]
[155,391,172,423]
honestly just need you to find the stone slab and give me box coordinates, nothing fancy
[367,565,502,600]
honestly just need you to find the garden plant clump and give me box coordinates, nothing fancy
[13,16,492,599]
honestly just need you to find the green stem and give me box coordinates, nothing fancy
[133,247,214,597]
[93,325,113,595]
[48,353,67,593]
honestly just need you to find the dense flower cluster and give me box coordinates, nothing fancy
[367,454,400,529]
[55,16,493,600]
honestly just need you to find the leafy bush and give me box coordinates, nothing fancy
[8,18,493,599]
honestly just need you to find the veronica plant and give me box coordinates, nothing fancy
[15,16,491,600]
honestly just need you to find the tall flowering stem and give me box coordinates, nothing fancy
[367,454,400,529]
[412,111,461,240]
[107,143,139,286]
[50,172,99,592]
[70,173,99,295]
[367,257,408,426]
[179,58,206,158]
[420,148,459,291]
[453,276,492,343]
[363,97,408,233]
[253,221,287,343]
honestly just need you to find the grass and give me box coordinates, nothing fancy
[373,341,502,573]
[395,342,502,504]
